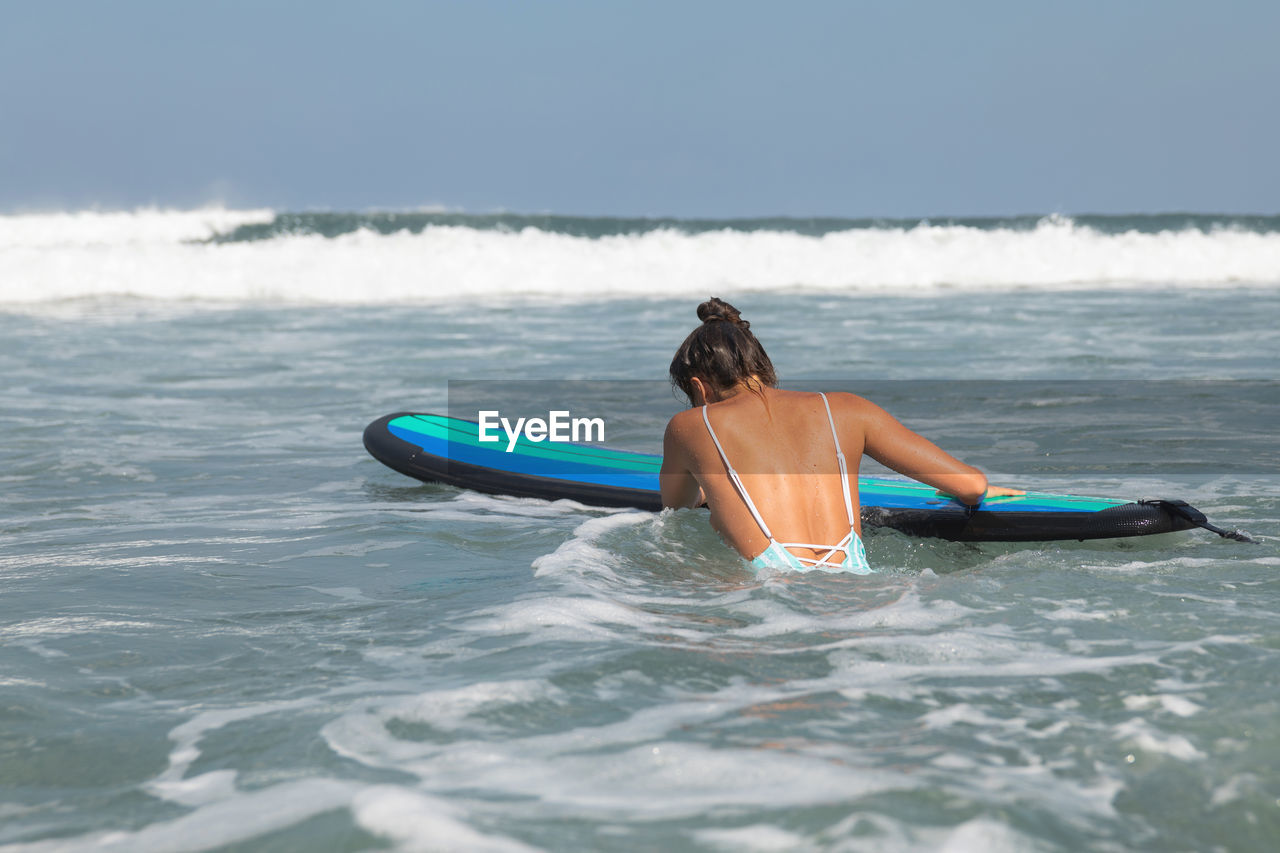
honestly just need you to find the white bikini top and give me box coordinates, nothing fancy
[701,392,858,569]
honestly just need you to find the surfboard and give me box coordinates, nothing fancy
[363,412,1221,542]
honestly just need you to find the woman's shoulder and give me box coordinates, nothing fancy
[664,406,705,439]
[821,390,891,428]
[821,389,875,411]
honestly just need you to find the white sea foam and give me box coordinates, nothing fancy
[459,595,679,643]
[315,665,1129,839]
[694,824,810,851]
[0,779,358,853]
[352,787,542,853]
[1112,717,1205,760]
[380,679,565,733]
[3,209,1279,305]
[2,616,156,637]
[0,207,273,250]
[728,586,974,639]
[147,698,322,806]
[530,512,654,582]
[936,817,1052,853]
[1122,693,1203,717]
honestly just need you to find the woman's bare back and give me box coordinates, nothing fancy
[662,386,995,563]
[665,389,862,561]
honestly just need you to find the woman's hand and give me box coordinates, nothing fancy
[935,484,1026,501]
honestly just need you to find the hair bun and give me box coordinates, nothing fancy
[697,297,748,330]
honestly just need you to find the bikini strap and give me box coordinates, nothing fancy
[701,405,776,541]
[818,393,857,529]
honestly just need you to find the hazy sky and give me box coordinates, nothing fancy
[2,0,1277,217]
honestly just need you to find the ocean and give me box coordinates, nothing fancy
[1,209,1278,851]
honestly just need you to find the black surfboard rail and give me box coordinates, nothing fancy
[859,500,1204,542]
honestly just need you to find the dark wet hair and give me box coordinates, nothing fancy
[669,297,778,402]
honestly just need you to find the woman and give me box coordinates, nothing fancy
[660,298,1022,572]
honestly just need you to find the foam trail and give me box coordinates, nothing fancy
[352,787,543,853]
[3,209,1279,305]
[0,779,357,853]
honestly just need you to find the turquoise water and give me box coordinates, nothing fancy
[2,213,1280,851]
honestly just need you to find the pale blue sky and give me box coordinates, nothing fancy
[2,0,1276,217]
